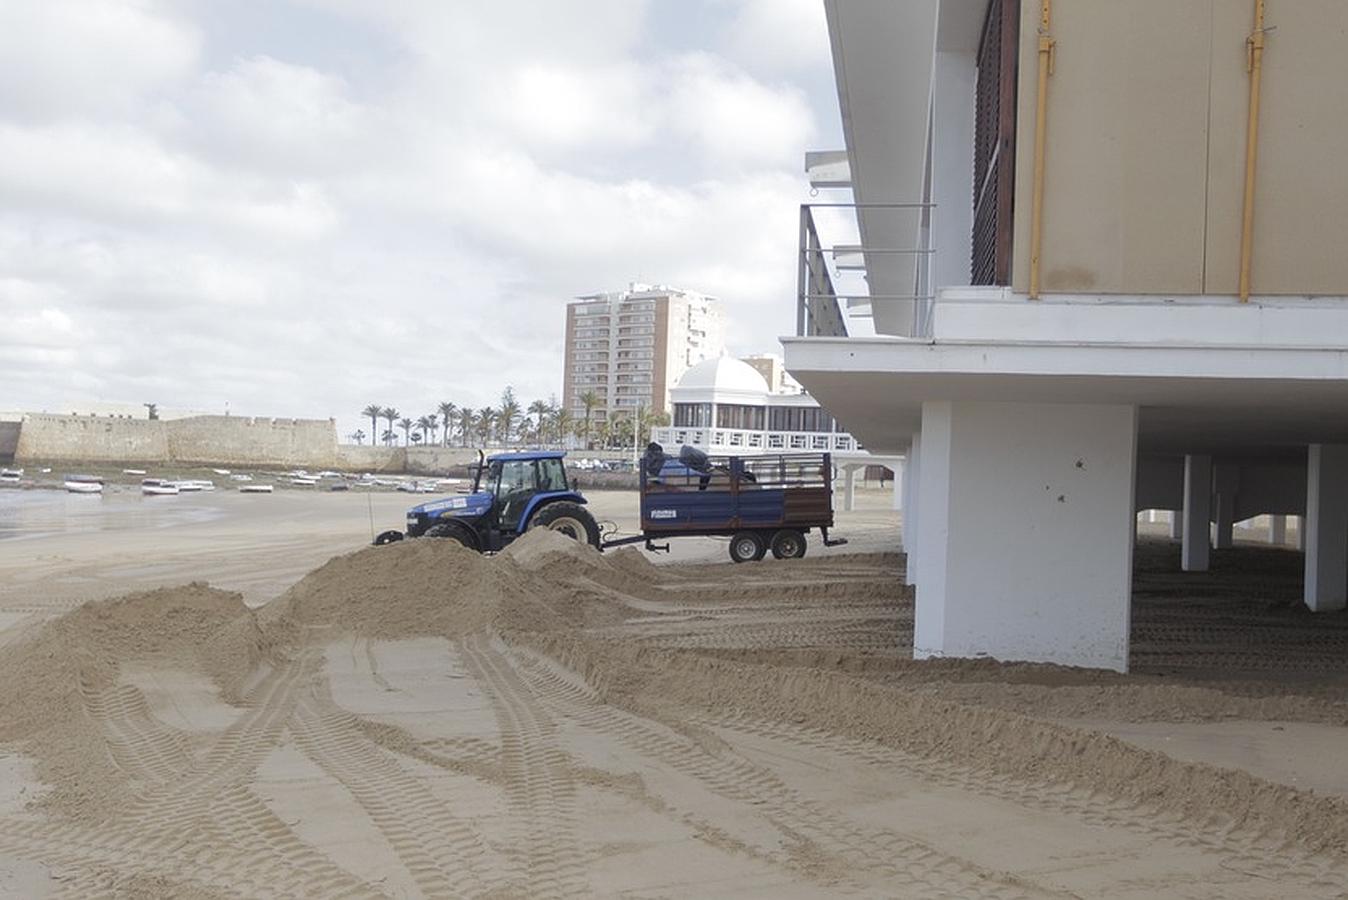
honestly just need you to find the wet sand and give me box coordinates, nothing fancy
[0,487,1344,897]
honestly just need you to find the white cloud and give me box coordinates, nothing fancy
[0,1,836,438]
[0,0,199,121]
[720,0,832,74]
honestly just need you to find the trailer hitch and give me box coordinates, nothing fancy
[821,528,849,548]
[644,539,671,553]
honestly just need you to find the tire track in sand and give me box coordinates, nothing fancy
[702,711,1348,898]
[458,632,591,899]
[507,642,1053,900]
[292,673,501,898]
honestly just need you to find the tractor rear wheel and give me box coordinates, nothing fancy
[729,531,767,563]
[425,521,479,550]
[770,529,807,560]
[531,502,601,548]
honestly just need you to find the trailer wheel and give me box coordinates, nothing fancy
[729,531,767,563]
[531,501,601,548]
[770,529,807,560]
[373,530,404,546]
[425,521,479,550]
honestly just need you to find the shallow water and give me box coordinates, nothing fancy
[0,487,226,542]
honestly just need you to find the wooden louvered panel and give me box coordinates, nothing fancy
[971,0,1019,286]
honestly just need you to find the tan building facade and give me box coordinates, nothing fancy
[561,284,723,422]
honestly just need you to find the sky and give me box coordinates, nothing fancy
[0,0,843,441]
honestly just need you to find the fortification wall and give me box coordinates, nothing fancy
[335,445,482,474]
[166,416,338,467]
[14,414,338,467]
[15,414,169,463]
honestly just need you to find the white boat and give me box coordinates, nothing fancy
[290,477,319,486]
[317,470,342,479]
[142,479,180,496]
[174,479,215,492]
[65,475,104,494]
[123,468,147,476]
[212,468,231,476]
[229,473,253,482]
[0,468,21,483]
[239,484,274,494]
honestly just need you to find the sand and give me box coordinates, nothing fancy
[0,490,1345,897]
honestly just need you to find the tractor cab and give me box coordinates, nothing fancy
[398,450,600,551]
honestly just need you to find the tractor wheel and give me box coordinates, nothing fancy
[729,531,767,564]
[531,502,601,548]
[425,521,479,550]
[373,530,404,546]
[770,529,807,560]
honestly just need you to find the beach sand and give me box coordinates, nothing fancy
[0,487,1343,897]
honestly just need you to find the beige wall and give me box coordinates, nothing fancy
[1012,0,1348,296]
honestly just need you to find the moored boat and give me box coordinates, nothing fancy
[0,468,22,483]
[65,475,104,494]
[239,484,274,493]
[141,479,180,496]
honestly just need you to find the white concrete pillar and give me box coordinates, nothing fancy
[843,466,857,512]
[1169,510,1183,540]
[891,460,904,511]
[903,436,922,586]
[1304,444,1348,612]
[1182,455,1213,572]
[1268,514,1287,546]
[912,401,1137,672]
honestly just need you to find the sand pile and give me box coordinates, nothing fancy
[0,583,259,817]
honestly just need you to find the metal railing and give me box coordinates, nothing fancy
[651,426,864,456]
[796,202,937,338]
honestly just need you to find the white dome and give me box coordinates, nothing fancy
[675,357,770,395]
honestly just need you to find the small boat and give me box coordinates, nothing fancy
[0,468,22,483]
[329,483,350,492]
[317,470,342,479]
[175,479,215,492]
[229,473,253,482]
[123,468,147,476]
[212,468,232,476]
[65,475,104,494]
[239,484,274,494]
[39,467,51,474]
[290,477,319,486]
[142,479,180,496]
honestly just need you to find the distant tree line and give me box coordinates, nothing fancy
[355,387,669,452]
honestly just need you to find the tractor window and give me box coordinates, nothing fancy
[497,460,537,497]
[537,457,568,492]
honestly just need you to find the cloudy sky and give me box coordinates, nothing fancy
[0,0,842,439]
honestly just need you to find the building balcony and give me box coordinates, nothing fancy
[651,426,863,456]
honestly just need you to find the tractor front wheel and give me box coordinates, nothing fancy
[425,521,480,550]
[531,502,601,548]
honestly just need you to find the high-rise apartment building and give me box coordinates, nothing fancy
[562,283,724,422]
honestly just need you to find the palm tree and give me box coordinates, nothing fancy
[498,387,521,448]
[579,390,600,450]
[362,404,382,443]
[382,407,400,442]
[348,429,366,445]
[417,415,434,444]
[437,401,457,446]
[398,417,413,446]
[457,407,476,447]
[552,408,574,449]
[381,428,396,447]
[527,399,551,447]
[476,407,496,446]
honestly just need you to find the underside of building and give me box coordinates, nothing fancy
[784,0,1348,671]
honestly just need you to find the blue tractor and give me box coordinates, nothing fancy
[374,450,601,551]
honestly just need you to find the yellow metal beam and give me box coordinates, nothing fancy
[1028,0,1055,300]
[1238,0,1267,303]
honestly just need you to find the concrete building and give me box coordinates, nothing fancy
[650,356,901,511]
[782,0,1348,672]
[740,353,803,396]
[562,283,724,423]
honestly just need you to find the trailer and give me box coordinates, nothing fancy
[607,448,848,563]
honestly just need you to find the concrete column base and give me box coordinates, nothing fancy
[912,400,1137,672]
[1305,445,1348,612]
